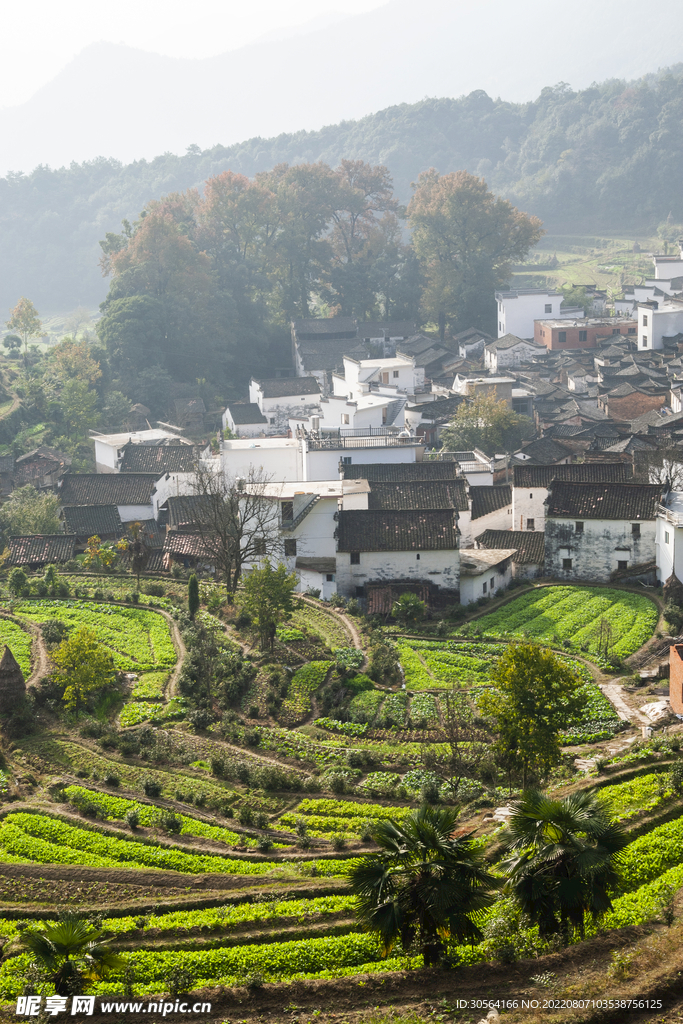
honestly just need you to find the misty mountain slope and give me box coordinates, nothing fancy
[2,65,683,311]
[1,0,682,175]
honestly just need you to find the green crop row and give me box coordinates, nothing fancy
[0,618,33,678]
[12,600,177,671]
[294,798,410,820]
[62,786,243,846]
[396,645,433,689]
[474,587,657,660]
[131,672,169,699]
[281,661,332,721]
[0,813,351,877]
[600,772,671,822]
[619,813,683,891]
[290,604,350,649]
[100,894,356,937]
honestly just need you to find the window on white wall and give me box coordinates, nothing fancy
[341,414,349,425]
[393,370,399,378]
[545,304,552,313]
[665,531,670,544]
[482,581,487,593]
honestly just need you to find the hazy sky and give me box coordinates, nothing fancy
[0,0,385,108]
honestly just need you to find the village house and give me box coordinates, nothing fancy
[455,326,494,359]
[60,504,123,550]
[512,462,633,532]
[335,508,460,608]
[484,334,547,372]
[90,428,191,474]
[495,288,582,339]
[246,377,321,435]
[7,535,75,569]
[475,528,546,579]
[459,548,516,604]
[57,474,159,523]
[222,403,268,438]
[13,447,71,489]
[534,317,637,352]
[458,485,512,547]
[637,298,683,353]
[544,481,662,581]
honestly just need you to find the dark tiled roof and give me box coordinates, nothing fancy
[15,446,70,466]
[470,485,512,520]
[146,550,165,572]
[342,461,459,482]
[292,317,357,339]
[226,403,267,425]
[167,495,208,528]
[8,535,75,566]
[61,505,122,538]
[254,377,320,399]
[358,321,416,338]
[476,529,545,564]
[136,519,165,549]
[296,556,337,573]
[118,444,198,474]
[58,474,158,506]
[163,533,213,559]
[367,480,467,511]
[337,509,459,551]
[515,438,576,464]
[513,463,633,487]
[546,482,662,520]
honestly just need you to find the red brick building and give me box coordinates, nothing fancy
[534,317,637,351]
[671,644,683,715]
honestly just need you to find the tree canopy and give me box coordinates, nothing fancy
[0,485,62,537]
[440,393,534,453]
[478,642,587,787]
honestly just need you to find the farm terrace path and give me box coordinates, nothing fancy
[601,680,652,727]
[298,596,361,650]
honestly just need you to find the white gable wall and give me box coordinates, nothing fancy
[545,517,656,580]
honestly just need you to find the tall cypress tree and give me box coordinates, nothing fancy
[188,574,200,620]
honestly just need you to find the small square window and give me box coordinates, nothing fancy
[284,539,297,557]
[576,521,584,533]
[558,331,567,343]
[632,523,641,537]
[618,560,628,570]
[326,573,334,582]
[643,315,648,327]
[579,330,587,342]
[350,551,360,565]
[545,304,552,314]
[341,413,349,425]
[527,518,535,531]
[628,327,636,334]
[529,492,533,499]
[490,577,495,589]
[416,553,420,560]
[355,586,364,598]
[281,500,293,521]
[393,370,399,378]
[612,328,620,335]
[642,335,648,347]
[563,558,572,570]
[341,456,352,465]
[665,531,670,544]
[269,417,275,425]
[482,581,487,593]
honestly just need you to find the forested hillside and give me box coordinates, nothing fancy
[2,64,683,311]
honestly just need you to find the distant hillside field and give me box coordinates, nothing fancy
[2,65,683,311]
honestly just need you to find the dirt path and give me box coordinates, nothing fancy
[0,612,49,688]
[156,607,186,698]
[601,679,652,727]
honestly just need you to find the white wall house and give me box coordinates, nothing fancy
[458,485,512,547]
[221,433,424,485]
[90,428,181,474]
[656,491,683,585]
[637,298,683,352]
[335,509,460,601]
[223,403,267,437]
[652,244,683,280]
[484,335,546,372]
[511,463,634,533]
[494,289,583,340]
[336,355,424,399]
[459,549,515,604]
[544,481,661,581]
[248,377,321,434]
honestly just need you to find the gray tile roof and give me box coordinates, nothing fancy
[470,485,512,520]
[163,533,213,559]
[61,504,122,538]
[225,403,267,425]
[118,444,199,474]
[337,509,459,552]
[513,463,632,487]
[8,535,75,566]
[58,474,158,506]
[292,318,357,339]
[342,461,459,482]
[476,529,545,565]
[254,377,320,399]
[367,480,468,512]
[546,482,662,520]
[167,495,208,528]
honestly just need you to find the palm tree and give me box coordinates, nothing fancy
[500,789,628,945]
[348,804,498,967]
[20,915,124,996]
